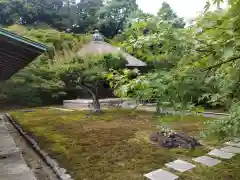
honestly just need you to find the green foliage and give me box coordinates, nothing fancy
[71,0,104,33]
[2,67,64,106]
[108,68,207,112]
[2,25,125,106]
[109,0,240,138]
[98,0,138,37]
[206,102,240,138]
[118,21,193,70]
[7,25,91,52]
[2,0,240,137]
[0,0,65,27]
[157,2,185,28]
[0,0,139,37]
[113,3,189,70]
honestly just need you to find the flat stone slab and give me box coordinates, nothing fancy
[193,156,221,167]
[0,154,30,175]
[0,133,16,153]
[0,120,8,131]
[165,160,195,172]
[208,149,235,159]
[220,146,240,154]
[224,141,240,148]
[0,147,20,158]
[0,170,37,180]
[144,169,178,180]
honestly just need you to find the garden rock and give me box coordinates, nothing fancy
[149,131,201,149]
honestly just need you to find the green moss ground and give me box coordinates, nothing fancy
[9,108,240,180]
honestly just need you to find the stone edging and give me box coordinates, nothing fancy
[201,112,229,116]
[4,114,74,180]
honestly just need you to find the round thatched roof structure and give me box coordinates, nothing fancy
[78,31,147,67]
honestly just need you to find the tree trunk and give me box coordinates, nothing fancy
[83,86,101,113]
[92,93,101,113]
[156,102,162,114]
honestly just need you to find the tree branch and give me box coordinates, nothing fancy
[207,56,240,70]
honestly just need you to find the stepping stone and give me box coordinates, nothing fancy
[165,159,195,172]
[144,169,178,180]
[220,146,240,154]
[208,149,235,159]
[193,156,221,167]
[224,141,240,147]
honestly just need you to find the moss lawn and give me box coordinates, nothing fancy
[9,108,240,180]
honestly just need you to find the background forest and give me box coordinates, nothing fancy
[1,0,240,138]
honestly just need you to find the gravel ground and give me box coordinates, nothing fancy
[4,118,59,180]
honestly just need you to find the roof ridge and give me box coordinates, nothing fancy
[0,28,47,51]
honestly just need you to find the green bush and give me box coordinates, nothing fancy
[206,103,240,139]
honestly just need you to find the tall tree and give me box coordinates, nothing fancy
[98,0,138,37]
[157,2,185,28]
[0,0,71,29]
[71,0,103,33]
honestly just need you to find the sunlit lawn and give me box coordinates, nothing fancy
[9,108,240,180]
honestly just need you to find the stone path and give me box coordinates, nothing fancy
[0,115,37,180]
[208,149,235,159]
[144,138,240,180]
[193,156,221,167]
[166,160,195,172]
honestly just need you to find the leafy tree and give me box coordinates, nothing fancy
[70,0,103,33]
[98,0,138,37]
[206,102,240,138]
[157,2,185,28]
[108,67,206,113]
[55,53,127,112]
[116,19,193,70]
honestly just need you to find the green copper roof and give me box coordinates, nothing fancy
[0,28,47,80]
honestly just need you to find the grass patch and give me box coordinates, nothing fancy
[9,108,239,180]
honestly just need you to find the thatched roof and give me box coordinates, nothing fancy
[78,33,146,67]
